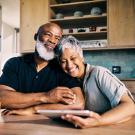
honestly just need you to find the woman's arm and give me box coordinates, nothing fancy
[99,93,135,125]
[61,93,135,128]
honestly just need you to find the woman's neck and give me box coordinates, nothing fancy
[79,63,86,81]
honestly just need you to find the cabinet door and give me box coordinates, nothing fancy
[20,0,49,53]
[108,0,135,47]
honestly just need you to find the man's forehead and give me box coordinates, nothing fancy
[42,26,62,36]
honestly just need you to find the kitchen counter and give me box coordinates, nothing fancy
[0,115,135,135]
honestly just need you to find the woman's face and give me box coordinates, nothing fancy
[60,48,85,79]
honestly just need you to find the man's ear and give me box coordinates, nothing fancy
[34,33,38,41]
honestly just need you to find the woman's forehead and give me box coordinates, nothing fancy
[62,42,78,51]
[62,48,78,57]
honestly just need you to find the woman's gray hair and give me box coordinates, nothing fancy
[55,35,83,58]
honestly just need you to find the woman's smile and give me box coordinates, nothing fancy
[60,48,85,79]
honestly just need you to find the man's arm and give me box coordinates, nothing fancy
[3,87,84,115]
[0,85,47,109]
[0,85,81,109]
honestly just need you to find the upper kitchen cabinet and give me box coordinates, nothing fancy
[20,0,49,53]
[108,0,135,48]
[49,0,135,50]
[49,0,107,49]
[20,0,135,52]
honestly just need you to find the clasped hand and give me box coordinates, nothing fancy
[46,87,76,105]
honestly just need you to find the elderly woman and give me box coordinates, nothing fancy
[55,35,135,128]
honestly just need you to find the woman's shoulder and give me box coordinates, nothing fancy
[86,64,112,80]
[86,64,109,74]
[94,66,109,73]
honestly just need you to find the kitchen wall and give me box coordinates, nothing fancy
[84,49,135,79]
[0,0,134,80]
[0,0,20,75]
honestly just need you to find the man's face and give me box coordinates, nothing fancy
[38,25,62,50]
[36,25,62,61]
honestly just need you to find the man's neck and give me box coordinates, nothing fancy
[34,55,49,72]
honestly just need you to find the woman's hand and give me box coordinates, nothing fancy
[2,107,36,116]
[61,111,102,129]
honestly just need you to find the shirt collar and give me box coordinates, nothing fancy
[83,63,94,86]
[23,53,36,68]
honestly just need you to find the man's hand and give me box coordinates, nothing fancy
[2,107,36,116]
[44,87,76,105]
[61,111,102,129]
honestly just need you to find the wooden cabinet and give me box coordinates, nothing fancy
[20,0,135,52]
[108,0,135,48]
[20,0,49,53]
[49,0,135,50]
[49,0,107,46]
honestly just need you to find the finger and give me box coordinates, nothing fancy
[2,110,15,115]
[62,93,75,99]
[5,110,18,115]
[56,88,74,96]
[62,98,75,105]
[7,110,25,115]
[68,115,90,129]
[62,90,74,95]
[62,114,83,128]
[2,109,10,115]
[56,87,72,90]
[89,111,101,119]
[61,114,74,123]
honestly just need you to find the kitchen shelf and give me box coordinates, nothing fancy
[50,0,106,14]
[83,46,135,51]
[50,14,107,26]
[49,0,107,42]
[63,31,107,40]
[50,0,106,7]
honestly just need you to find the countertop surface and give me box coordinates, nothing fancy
[0,114,135,135]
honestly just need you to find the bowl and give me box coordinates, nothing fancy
[55,13,64,19]
[74,11,83,17]
[90,7,102,15]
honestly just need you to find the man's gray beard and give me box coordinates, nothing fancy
[36,42,55,61]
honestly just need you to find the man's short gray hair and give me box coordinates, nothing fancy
[55,35,83,58]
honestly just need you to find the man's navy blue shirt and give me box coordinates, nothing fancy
[0,53,80,93]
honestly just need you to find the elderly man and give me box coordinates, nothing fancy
[0,23,84,115]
